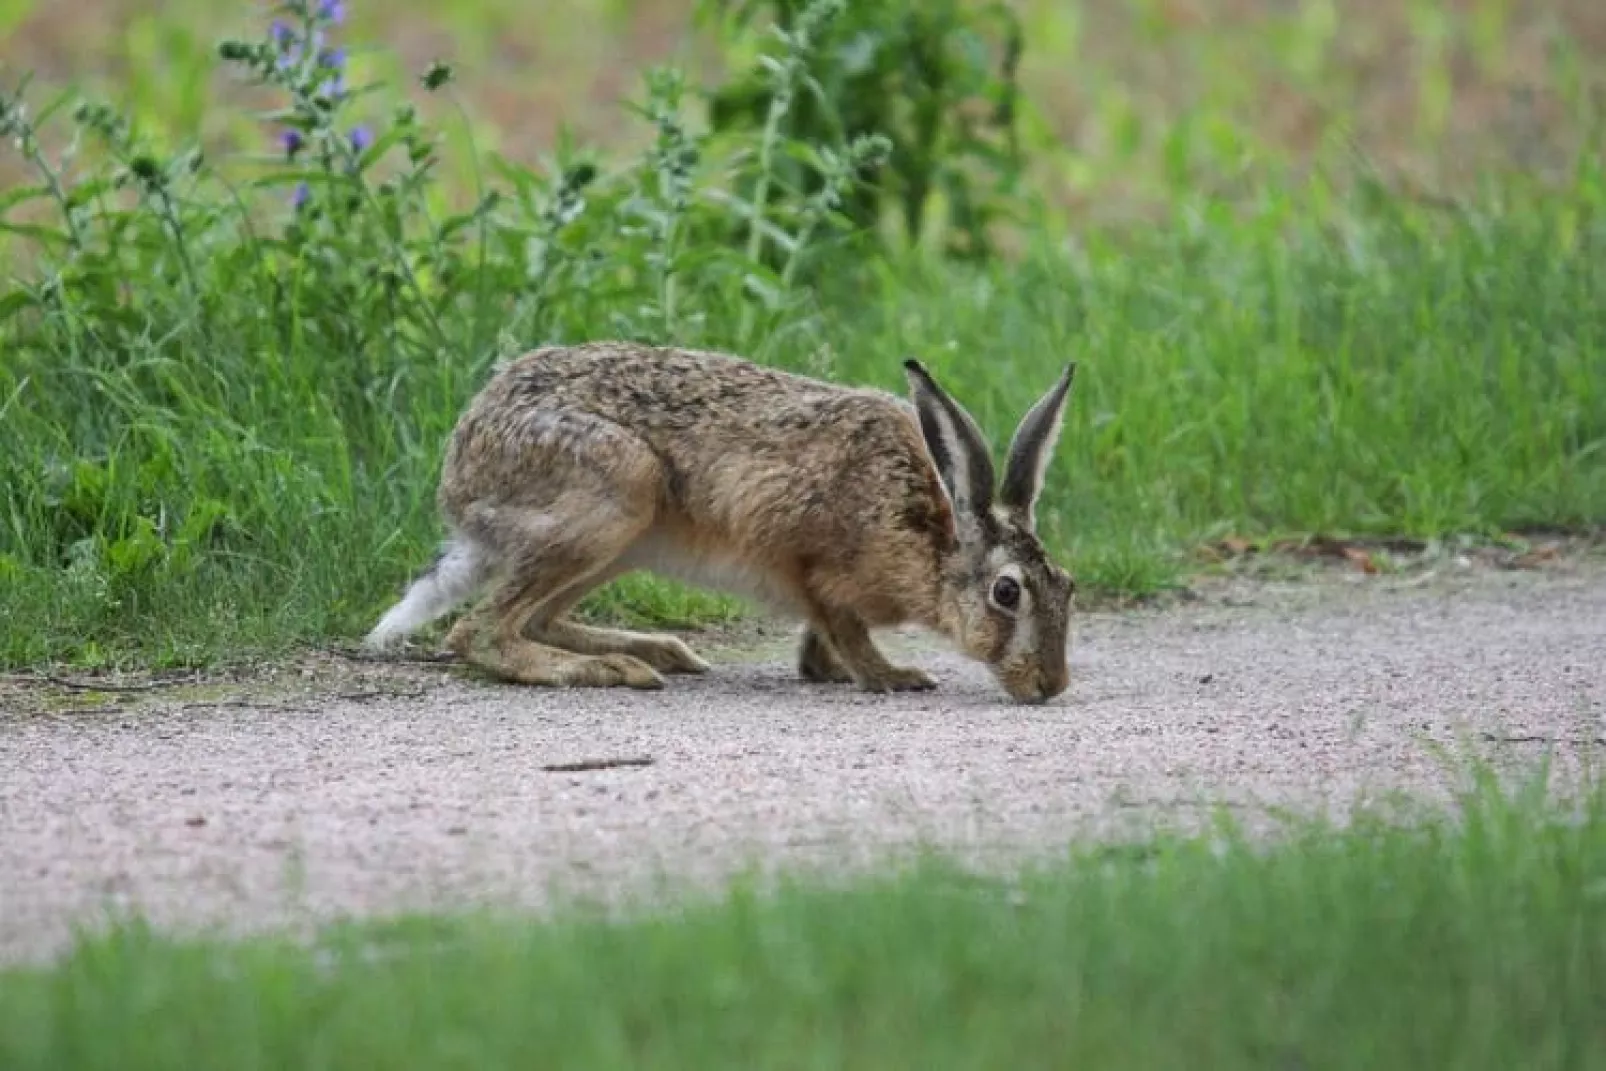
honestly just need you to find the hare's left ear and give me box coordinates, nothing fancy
[903,358,996,520]
[998,363,1076,531]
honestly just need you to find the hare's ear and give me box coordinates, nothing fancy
[998,363,1076,531]
[903,358,996,518]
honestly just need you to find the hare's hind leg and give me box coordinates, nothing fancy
[461,518,666,689]
[455,443,671,688]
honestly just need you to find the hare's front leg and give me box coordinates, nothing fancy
[810,609,936,693]
[798,627,853,684]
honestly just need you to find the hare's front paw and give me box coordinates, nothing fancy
[856,665,938,693]
[808,613,938,693]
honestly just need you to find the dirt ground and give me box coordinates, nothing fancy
[2,552,1604,965]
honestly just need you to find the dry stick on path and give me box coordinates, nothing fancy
[541,756,657,773]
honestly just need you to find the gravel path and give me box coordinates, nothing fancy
[2,559,1603,964]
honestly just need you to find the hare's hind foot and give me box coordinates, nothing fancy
[440,584,675,693]
[530,618,710,675]
[503,644,666,690]
[452,618,666,689]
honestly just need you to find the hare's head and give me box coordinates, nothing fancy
[904,358,1078,705]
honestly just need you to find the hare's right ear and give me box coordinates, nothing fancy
[903,358,996,519]
[998,362,1076,532]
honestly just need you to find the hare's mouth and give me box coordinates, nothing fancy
[982,655,1072,703]
[992,665,1066,705]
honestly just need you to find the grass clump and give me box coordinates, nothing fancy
[1,775,1603,1068]
[1,0,1604,668]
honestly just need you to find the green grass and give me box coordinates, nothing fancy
[2,771,1603,1069]
[1,0,1603,669]
[3,188,1600,668]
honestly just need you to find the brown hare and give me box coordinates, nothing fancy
[363,341,1079,703]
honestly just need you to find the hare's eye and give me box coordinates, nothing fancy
[991,575,1021,610]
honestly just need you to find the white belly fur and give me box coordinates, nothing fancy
[616,531,804,614]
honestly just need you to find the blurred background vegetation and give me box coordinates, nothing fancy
[6,0,1603,217]
[1,0,1603,667]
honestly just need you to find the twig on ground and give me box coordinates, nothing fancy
[541,755,656,773]
[174,699,307,715]
[333,688,431,703]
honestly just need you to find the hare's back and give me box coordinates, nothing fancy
[480,341,907,441]
[447,342,951,594]
[490,337,933,505]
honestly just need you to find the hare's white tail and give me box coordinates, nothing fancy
[363,535,489,650]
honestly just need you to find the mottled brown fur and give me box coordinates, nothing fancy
[365,341,1079,703]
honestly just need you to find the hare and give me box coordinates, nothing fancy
[363,341,1079,703]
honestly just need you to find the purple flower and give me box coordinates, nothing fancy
[279,128,304,157]
[270,20,294,48]
[319,46,347,69]
[318,73,346,99]
[318,0,346,24]
[349,125,372,153]
[291,181,310,209]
